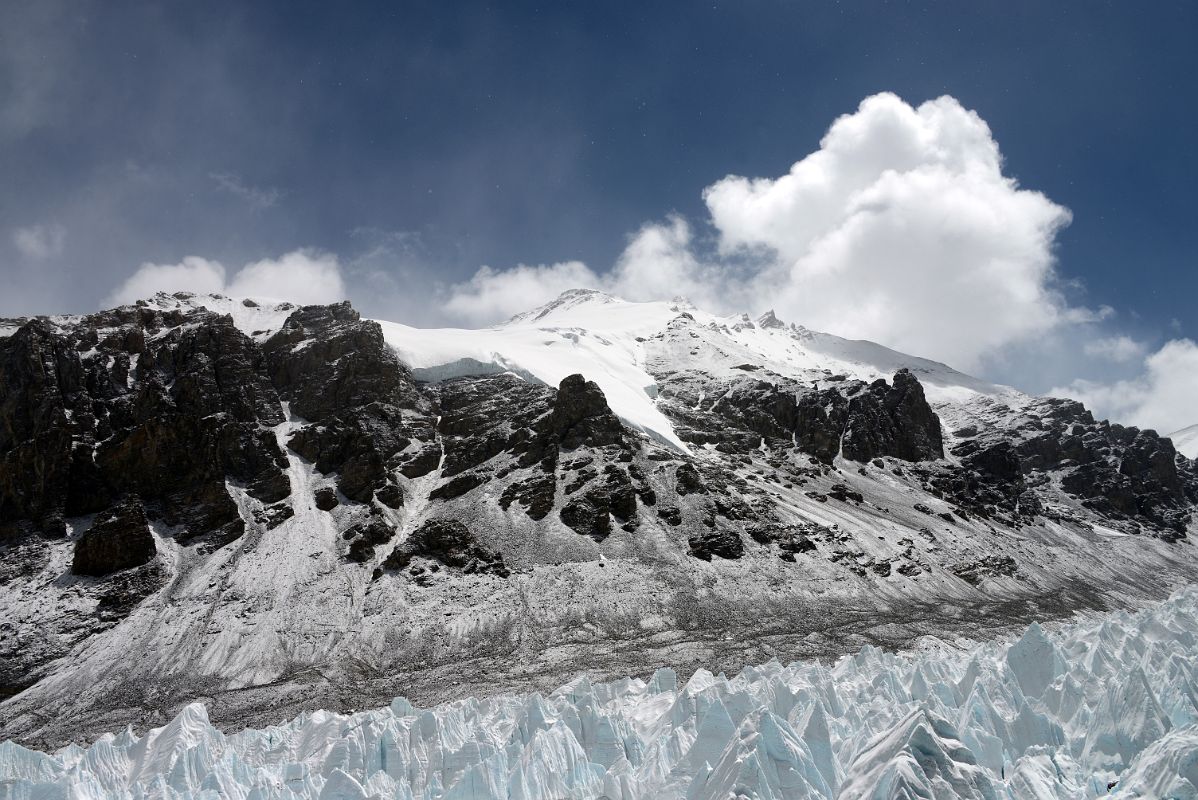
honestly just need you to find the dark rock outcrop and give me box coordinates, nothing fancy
[266,302,422,507]
[71,499,156,576]
[841,370,943,462]
[343,516,394,563]
[314,487,339,511]
[551,374,625,451]
[665,369,942,465]
[687,527,744,561]
[381,519,507,577]
[559,466,638,541]
[0,303,291,546]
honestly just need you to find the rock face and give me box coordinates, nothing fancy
[70,499,156,576]
[551,374,626,450]
[938,397,1198,535]
[670,369,942,465]
[0,305,291,547]
[841,369,944,462]
[266,302,423,506]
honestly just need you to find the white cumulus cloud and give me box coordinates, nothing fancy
[1051,338,1198,437]
[445,92,1087,372]
[13,222,66,259]
[107,249,345,306]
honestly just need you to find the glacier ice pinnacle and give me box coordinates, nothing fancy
[6,588,1198,798]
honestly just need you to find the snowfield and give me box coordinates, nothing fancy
[1172,425,1198,460]
[7,588,1198,799]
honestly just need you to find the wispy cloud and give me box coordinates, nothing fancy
[12,222,66,259]
[209,171,281,211]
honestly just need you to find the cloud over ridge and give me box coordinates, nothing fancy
[1053,338,1198,439]
[446,92,1084,371]
[107,249,346,307]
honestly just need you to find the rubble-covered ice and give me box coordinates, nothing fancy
[8,588,1198,799]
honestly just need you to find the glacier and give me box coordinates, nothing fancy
[7,590,1198,798]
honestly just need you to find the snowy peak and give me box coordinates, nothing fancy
[505,287,626,324]
[377,288,1010,452]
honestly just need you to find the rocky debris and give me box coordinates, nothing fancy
[656,505,682,526]
[499,473,555,520]
[94,562,166,620]
[342,516,394,563]
[747,523,819,561]
[375,483,404,509]
[397,443,441,479]
[71,499,156,577]
[559,466,638,541]
[1017,490,1043,518]
[687,527,744,561]
[254,503,295,529]
[952,555,1019,586]
[314,488,339,511]
[380,519,507,577]
[828,483,864,504]
[674,462,707,495]
[429,472,487,501]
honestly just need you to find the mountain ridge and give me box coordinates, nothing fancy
[1,289,1195,749]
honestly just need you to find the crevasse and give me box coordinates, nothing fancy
[7,588,1198,799]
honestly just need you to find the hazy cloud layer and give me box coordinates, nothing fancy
[108,249,345,306]
[12,223,67,259]
[445,93,1087,371]
[1052,338,1198,436]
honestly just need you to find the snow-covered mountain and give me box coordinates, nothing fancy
[377,289,1005,451]
[6,585,1198,799]
[1,289,1196,753]
[1171,424,1198,460]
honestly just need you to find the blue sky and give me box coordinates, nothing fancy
[2,1,1196,429]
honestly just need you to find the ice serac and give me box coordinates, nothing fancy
[1006,622,1064,700]
[6,588,1198,798]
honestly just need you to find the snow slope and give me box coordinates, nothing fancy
[375,289,1014,452]
[8,587,1198,799]
[1171,424,1198,460]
